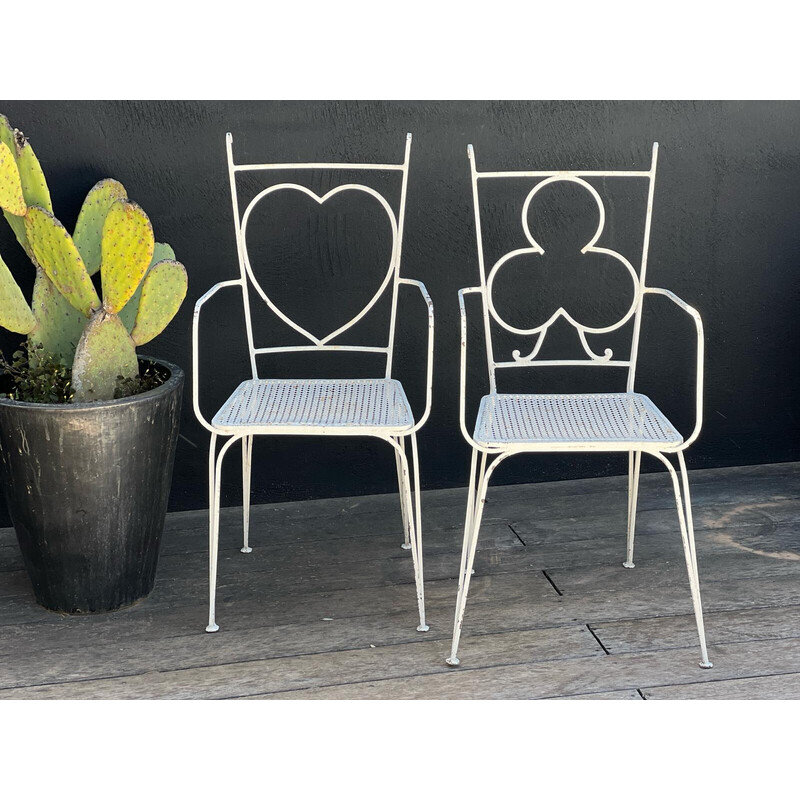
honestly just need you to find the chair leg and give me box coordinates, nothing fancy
[391,436,428,632]
[241,435,253,554]
[206,435,239,634]
[446,448,491,667]
[409,432,428,632]
[206,433,220,632]
[656,451,713,669]
[394,436,413,550]
[624,449,642,568]
[677,451,713,668]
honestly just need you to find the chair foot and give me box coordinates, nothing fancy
[445,656,460,667]
[400,542,412,550]
[241,546,253,554]
[699,660,713,669]
[205,623,219,633]
[417,624,430,633]
[623,560,635,569]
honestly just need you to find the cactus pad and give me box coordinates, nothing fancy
[0,142,26,217]
[0,252,35,334]
[28,270,90,363]
[72,311,138,402]
[0,120,52,255]
[118,242,175,333]
[130,259,188,346]
[73,179,127,276]
[100,199,155,314]
[24,206,101,317]
[15,138,52,213]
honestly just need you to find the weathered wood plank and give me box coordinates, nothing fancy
[253,637,800,700]
[642,672,800,700]
[0,570,558,661]
[545,551,800,598]
[591,605,800,654]
[556,688,644,700]
[0,625,602,699]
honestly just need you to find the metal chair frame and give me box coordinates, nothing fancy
[192,133,433,634]
[447,143,713,668]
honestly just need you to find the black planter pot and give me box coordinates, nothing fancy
[0,358,184,613]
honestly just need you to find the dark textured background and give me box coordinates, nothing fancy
[1,100,799,524]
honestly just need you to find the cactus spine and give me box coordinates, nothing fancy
[0,114,188,402]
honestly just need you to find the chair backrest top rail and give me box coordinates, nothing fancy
[474,169,653,179]
[228,132,411,174]
[495,358,632,369]
[232,161,407,173]
[254,345,391,355]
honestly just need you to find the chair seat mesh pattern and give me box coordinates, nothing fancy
[212,378,414,433]
[473,392,683,447]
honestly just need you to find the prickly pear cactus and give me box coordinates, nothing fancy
[0,113,188,403]
[0,114,86,362]
[21,196,187,402]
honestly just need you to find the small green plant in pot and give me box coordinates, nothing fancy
[0,113,188,612]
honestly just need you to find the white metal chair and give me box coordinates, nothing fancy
[447,143,713,669]
[192,133,433,634]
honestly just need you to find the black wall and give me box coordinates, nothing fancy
[1,101,799,525]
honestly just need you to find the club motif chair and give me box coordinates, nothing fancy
[193,133,433,635]
[447,143,712,669]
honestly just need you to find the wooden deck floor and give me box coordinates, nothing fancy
[1,461,799,700]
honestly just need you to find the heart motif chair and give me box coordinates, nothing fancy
[192,133,433,635]
[448,143,713,669]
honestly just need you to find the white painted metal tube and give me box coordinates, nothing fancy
[458,287,506,455]
[642,287,704,451]
[495,359,632,369]
[398,278,435,432]
[447,450,513,665]
[206,433,243,632]
[253,345,390,356]
[409,432,428,631]
[624,449,642,568]
[384,435,427,631]
[241,435,253,553]
[192,280,245,433]
[226,134,259,378]
[626,143,660,393]
[393,436,412,549]
[233,162,406,172]
[475,169,653,179]
[386,134,413,376]
[649,451,712,668]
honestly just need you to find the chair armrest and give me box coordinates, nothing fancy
[458,286,496,452]
[642,287,704,450]
[398,278,434,432]
[192,280,244,432]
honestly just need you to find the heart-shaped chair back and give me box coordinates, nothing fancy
[225,133,413,379]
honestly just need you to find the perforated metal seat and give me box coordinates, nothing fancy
[473,392,682,449]
[212,378,415,435]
